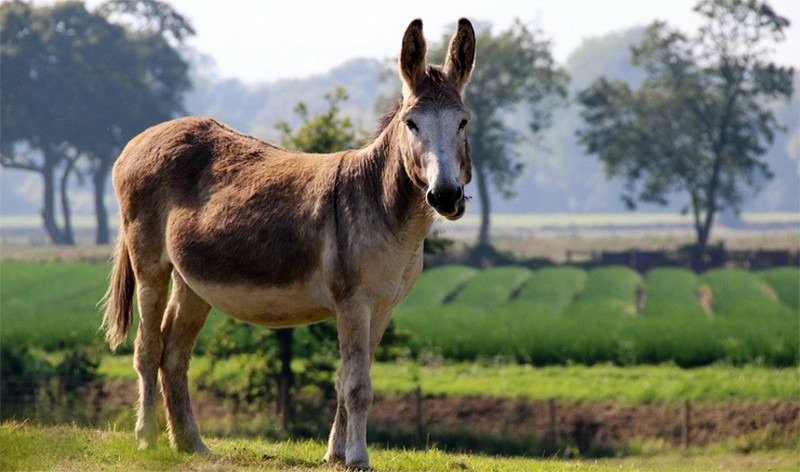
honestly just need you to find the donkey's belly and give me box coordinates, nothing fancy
[182,274,336,328]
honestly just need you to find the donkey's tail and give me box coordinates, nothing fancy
[99,235,135,351]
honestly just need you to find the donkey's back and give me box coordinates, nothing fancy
[111,115,344,324]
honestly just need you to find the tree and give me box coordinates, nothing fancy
[577,0,794,268]
[429,20,568,250]
[0,0,192,245]
[1,1,89,244]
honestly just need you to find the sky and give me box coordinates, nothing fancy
[154,0,799,83]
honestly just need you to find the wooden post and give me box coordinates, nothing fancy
[546,398,557,454]
[414,386,424,448]
[681,400,691,449]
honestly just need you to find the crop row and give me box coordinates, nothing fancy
[394,266,798,367]
[1,261,797,366]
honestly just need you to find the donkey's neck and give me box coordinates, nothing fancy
[343,125,433,245]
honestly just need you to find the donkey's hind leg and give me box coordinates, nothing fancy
[132,259,172,450]
[159,271,211,453]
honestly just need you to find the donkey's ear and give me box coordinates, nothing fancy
[443,18,476,94]
[399,18,426,97]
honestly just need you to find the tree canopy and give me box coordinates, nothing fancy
[275,86,366,152]
[0,0,193,244]
[577,0,793,267]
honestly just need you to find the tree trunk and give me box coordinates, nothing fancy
[275,328,294,431]
[58,156,76,245]
[93,159,111,245]
[474,163,492,248]
[693,223,710,272]
[690,201,714,272]
[41,149,68,245]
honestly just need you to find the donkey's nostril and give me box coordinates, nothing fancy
[426,186,463,215]
[426,190,438,207]
[454,186,463,202]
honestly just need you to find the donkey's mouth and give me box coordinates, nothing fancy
[438,199,467,221]
[447,205,466,220]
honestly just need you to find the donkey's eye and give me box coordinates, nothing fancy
[458,119,468,132]
[405,120,419,133]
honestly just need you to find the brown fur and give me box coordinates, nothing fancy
[100,17,476,470]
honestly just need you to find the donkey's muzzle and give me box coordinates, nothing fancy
[426,185,466,220]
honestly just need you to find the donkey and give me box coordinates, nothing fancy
[101,18,475,469]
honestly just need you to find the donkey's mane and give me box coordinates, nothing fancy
[372,97,403,142]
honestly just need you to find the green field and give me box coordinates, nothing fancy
[395,265,798,366]
[1,260,798,366]
[2,422,798,472]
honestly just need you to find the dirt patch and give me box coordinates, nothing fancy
[368,394,799,450]
[93,379,798,450]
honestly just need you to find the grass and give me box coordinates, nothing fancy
[0,421,595,471]
[370,362,800,404]
[2,422,798,472]
[96,357,800,405]
[0,260,110,349]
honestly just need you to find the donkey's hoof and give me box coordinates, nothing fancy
[345,459,371,470]
[188,444,212,456]
[345,455,370,470]
[174,438,211,456]
[137,434,158,450]
[323,451,345,464]
[137,440,157,451]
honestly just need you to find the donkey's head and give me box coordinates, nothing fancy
[398,18,475,220]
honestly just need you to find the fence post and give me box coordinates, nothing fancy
[414,386,424,448]
[546,398,557,454]
[681,400,691,449]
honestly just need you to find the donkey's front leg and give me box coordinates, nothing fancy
[326,298,372,469]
